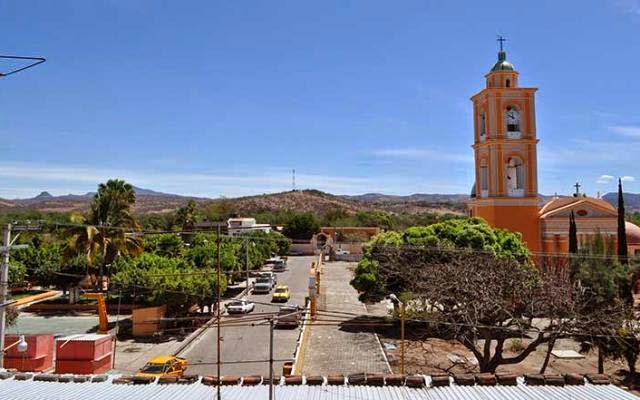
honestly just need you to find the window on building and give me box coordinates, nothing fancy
[506,79,511,88]
[479,112,486,140]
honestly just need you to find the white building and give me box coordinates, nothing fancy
[227,217,271,236]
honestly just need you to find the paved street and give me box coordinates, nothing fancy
[180,255,313,376]
[301,261,390,375]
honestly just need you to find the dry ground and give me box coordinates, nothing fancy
[384,337,630,377]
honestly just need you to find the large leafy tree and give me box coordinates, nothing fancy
[144,234,184,258]
[283,212,321,241]
[64,179,143,288]
[184,233,241,272]
[175,200,198,228]
[236,231,291,271]
[351,218,530,303]
[111,253,226,314]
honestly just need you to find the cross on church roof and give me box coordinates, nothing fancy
[497,35,506,52]
[574,181,581,196]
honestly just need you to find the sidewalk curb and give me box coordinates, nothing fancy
[363,304,393,373]
[291,301,311,374]
[172,282,253,357]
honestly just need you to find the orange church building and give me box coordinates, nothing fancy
[468,45,640,257]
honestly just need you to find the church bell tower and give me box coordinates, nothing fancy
[468,38,540,252]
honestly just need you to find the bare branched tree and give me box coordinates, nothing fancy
[372,246,576,373]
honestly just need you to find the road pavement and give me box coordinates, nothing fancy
[180,255,313,376]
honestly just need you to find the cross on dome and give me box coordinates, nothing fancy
[497,35,506,52]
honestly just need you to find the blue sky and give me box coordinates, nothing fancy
[1,0,640,199]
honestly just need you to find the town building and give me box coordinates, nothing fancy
[468,44,640,256]
[227,217,272,236]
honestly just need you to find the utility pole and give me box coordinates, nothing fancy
[0,223,29,368]
[388,294,405,375]
[400,301,406,375]
[216,223,222,400]
[245,240,250,295]
[0,224,11,369]
[269,318,274,400]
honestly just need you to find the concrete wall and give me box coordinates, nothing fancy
[332,253,363,262]
[290,243,317,255]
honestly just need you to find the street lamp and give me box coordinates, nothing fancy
[16,335,27,353]
[388,294,406,375]
[17,335,27,371]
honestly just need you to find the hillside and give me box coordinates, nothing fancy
[0,188,466,217]
[6,187,640,218]
[602,192,640,211]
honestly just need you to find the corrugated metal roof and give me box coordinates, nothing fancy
[0,374,637,400]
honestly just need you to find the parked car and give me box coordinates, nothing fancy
[335,248,350,255]
[258,271,277,287]
[275,304,301,328]
[253,277,273,294]
[271,284,290,302]
[272,259,286,272]
[135,356,188,377]
[225,299,255,314]
[264,257,281,266]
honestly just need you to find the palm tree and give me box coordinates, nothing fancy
[64,179,143,289]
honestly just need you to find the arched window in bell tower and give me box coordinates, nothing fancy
[506,79,511,88]
[505,106,521,139]
[480,159,488,197]
[479,112,486,141]
[506,157,524,197]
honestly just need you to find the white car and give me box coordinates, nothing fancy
[225,299,255,314]
[259,272,277,287]
[335,248,350,255]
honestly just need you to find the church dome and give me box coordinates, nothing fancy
[491,51,515,71]
[626,221,640,245]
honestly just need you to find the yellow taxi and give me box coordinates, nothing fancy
[271,284,290,302]
[135,355,188,377]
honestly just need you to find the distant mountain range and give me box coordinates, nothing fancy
[602,192,640,211]
[13,186,185,202]
[345,193,469,204]
[1,188,638,215]
[0,186,207,214]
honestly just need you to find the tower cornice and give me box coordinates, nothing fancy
[472,138,539,149]
[470,87,538,101]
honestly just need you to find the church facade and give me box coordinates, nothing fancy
[468,46,640,257]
